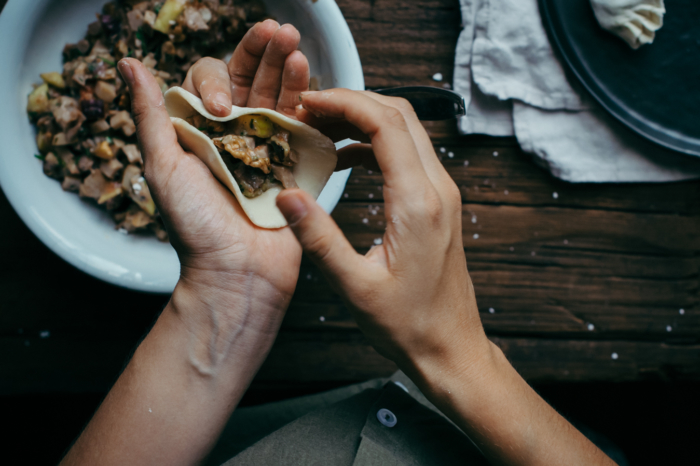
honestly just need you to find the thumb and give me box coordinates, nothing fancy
[117,58,180,174]
[277,189,363,286]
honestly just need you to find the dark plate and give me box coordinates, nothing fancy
[539,0,700,157]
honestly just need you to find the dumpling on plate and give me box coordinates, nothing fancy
[165,87,337,229]
[591,0,665,49]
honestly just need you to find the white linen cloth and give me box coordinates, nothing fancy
[453,0,700,182]
[591,0,665,49]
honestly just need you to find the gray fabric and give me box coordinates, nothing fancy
[216,377,488,466]
[220,389,382,466]
[206,377,390,466]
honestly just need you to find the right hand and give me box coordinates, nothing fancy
[277,89,494,381]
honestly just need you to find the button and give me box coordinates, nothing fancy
[377,408,397,427]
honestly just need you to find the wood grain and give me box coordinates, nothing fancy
[0,0,699,393]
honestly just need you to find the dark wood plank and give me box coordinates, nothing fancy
[3,333,697,394]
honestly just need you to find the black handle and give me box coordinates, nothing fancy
[373,86,466,121]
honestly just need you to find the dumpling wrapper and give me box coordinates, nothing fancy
[591,0,665,50]
[164,87,337,229]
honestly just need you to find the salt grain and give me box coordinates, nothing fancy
[471,216,477,224]
[362,218,369,224]
[531,251,536,256]
[463,160,469,167]
[504,190,509,195]
[440,147,446,154]
[367,170,373,175]
[448,152,454,158]
[368,193,374,199]
[509,247,515,251]
[552,192,559,199]
[374,238,383,245]
[306,273,312,280]
[488,308,495,314]
[432,72,444,82]
[587,323,595,331]
[493,151,499,157]
[391,215,399,224]
[666,325,672,332]
[149,408,152,413]
[679,308,685,315]
[40,330,50,338]
[611,352,619,360]
[563,239,569,245]
[319,316,326,322]
[344,193,349,198]
[473,233,479,239]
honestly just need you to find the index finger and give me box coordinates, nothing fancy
[299,89,430,198]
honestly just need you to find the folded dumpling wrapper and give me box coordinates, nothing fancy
[591,0,665,50]
[164,87,337,229]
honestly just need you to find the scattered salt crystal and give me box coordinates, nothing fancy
[563,239,569,245]
[367,170,373,175]
[473,233,479,239]
[552,192,559,199]
[587,323,595,331]
[531,251,536,256]
[149,408,152,413]
[488,308,495,314]
[666,325,672,332]
[493,151,499,157]
[463,160,469,166]
[504,190,509,195]
[374,238,383,245]
[432,72,443,82]
[132,183,142,192]
[378,186,382,191]
[680,308,686,315]
[362,218,369,224]
[40,330,50,338]
[306,273,312,280]
[442,83,452,89]
[471,216,477,224]
[448,152,454,158]
[439,147,446,154]
[319,316,326,322]
[368,193,374,199]
[391,215,399,224]
[509,247,514,251]
[611,352,619,360]
[344,193,349,198]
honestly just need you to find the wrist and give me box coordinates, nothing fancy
[169,267,293,378]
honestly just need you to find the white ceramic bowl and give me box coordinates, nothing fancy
[0,0,363,293]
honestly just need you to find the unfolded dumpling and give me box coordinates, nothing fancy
[164,87,337,229]
[591,0,665,49]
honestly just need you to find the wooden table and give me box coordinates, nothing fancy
[1,0,699,395]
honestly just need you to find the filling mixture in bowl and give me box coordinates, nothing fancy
[188,114,299,198]
[26,0,268,240]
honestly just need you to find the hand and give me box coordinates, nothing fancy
[277,89,492,378]
[117,21,310,348]
[278,90,615,466]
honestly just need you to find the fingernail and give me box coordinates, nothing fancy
[118,60,134,85]
[277,191,308,227]
[213,92,231,116]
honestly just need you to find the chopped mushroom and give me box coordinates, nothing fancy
[94,81,117,103]
[213,135,271,173]
[183,5,210,31]
[92,140,115,160]
[62,176,82,192]
[100,157,124,179]
[271,164,298,189]
[121,145,143,164]
[110,111,136,137]
[56,148,80,176]
[43,153,62,180]
[79,169,108,199]
[90,119,111,134]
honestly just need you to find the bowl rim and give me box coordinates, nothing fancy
[0,0,364,294]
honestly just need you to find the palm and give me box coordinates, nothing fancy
[158,144,301,296]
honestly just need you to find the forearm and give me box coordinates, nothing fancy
[61,274,288,466]
[414,342,616,466]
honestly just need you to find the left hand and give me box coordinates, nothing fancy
[117,20,310,345]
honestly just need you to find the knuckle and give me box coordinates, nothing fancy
[392,97,418,119]
[382,106,408,130]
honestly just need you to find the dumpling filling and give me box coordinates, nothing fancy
[186,114,299,198]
